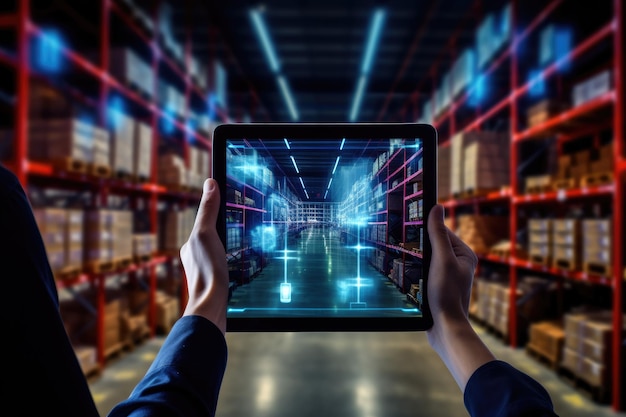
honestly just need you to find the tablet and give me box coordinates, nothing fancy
[212,123,437,331]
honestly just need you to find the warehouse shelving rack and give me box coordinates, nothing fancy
[397,0,624,409]
[0,0,256,368]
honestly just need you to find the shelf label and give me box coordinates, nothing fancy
[557,189,566,202]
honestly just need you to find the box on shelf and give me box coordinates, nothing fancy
[133,122,152,181]
[158,153,187,189]
[110,47,154,98]
[84,209,115,266]
[132,233,157,259]
[456,215,509,255]
[526,99,569,127]
[527,320,565,366]
[552,219,580,271]
[111,210,133,262]
[29,118,94,166]
[65,209,84,271]
[156,291,180,334]
[33,208,66,272]
[110,113,135,177]
[582,218,612,276]
[437,144,451,200]
[572,69,612,107]
[73,345,98,376]
[525,174,552,193]
[160,208,196,253]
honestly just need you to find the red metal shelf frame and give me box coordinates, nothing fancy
[0,0,254,368]
[392,0,625,409]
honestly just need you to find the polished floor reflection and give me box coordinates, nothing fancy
[229,226,419,318]
[92,328,625,417]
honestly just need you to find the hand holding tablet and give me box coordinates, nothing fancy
[212,123,437,331]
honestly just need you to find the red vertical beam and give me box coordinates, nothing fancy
[96,275,106,365]
[612,0,624,410]
[14,0,30,187]
[508,0,519,348]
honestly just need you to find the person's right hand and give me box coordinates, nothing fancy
[426,204,478,326]
[425,204,494,391]
[180,179,229,334]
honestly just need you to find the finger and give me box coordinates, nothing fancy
[192,178,220,233]
[447,229,478,270]
[427,205,453,258]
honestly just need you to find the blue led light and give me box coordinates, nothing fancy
[284,138,291,149]
[528,69,546,97]
[290,156,300,173]
[332,156,341,174]
[349,75,367,122]
[340,138,346,150]
[160,106,177,135]
[33,29,64,73]
[250,9,280,73]
[361,9,386,74]
[468,73,488,107]
[277,75,299,121]
[107,96,125,130]
[280,282,292,303]
[554,27,573,71]
[327,177,333,190]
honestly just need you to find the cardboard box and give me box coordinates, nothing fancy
[133,122,152,180]
[110,114,134,176]
[85,209,114,262]
[29,118,94,163]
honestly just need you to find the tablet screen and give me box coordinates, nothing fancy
[223,137,425,321]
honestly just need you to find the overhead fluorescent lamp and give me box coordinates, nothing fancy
[299,176,305,190]
[277,75,299,121]
[349,75,367,122]
[340,138,346,150]
[249,9,280,73]
[361,9,386,74]
[290,155,300,173]
[284,138,290,149]
[332,156,341,175]
[327,177,333,190]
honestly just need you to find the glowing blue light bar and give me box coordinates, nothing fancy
[299,176,306,190]
[528,69,546,97]
[107,96,125,130]
[340,138,346,150]
[278,75,299,121]
[324,189,329,199]
[284,138,290,149]
[327,177,333,190]
[332,156,341,175]
[361,9,386,74]
[349,75,367,122]
[34,29,64,73]
[304,189,310,199]
[290,155,300,173]
[249,9,280,73]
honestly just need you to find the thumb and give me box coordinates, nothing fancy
[427,204,453,258]
[192,178,220,233]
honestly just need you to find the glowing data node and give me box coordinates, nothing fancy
[280,282,292,303]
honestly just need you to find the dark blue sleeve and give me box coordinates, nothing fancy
[464,360,559,417]
[108,315,228,417]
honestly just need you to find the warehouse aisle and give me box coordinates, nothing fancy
[229,226,413,317]
[91,327,625,417]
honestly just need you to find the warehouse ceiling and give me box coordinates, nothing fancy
[174,0,504,123]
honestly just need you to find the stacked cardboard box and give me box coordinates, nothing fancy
[526,99,569,127]
[161,208,196,253]
[156,291,180,334]
[102,297,123,354]
[65,210,84,271]
[73,345,99,377]
[552,155,574,188]
[527,320,565,366]
[552,219,580,270]
[158,153,187,189]
[29,118,93,166]
[29,80,73,119]
[132,233,157,260]
[572,70,612,107]
[450,132,464,197]
[589,144,613,175]
[456,215,509,255]
[110,47,154,98]
[33,208,66,272]
[474,280,519,336]
[582,219,612,276]
[437,144,451,200]
[528,219,553,265]
[111,211,133,262]
[92,126,111,170]
[562,311,622,388]
[84,209,115,267]
[187,147,210,190]
[462,132,510,193]
[110,113,135,177]
[570,150,591,183]
[133,122,153,181]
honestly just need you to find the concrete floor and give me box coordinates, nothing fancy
[91,327,625,417]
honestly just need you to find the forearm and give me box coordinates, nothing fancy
[427,315,496,392]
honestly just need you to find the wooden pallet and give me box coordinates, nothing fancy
[113,170,133,181]
[557,366,611,404]
[133,254,152,264]
[581,171,613,188]
[88,163,112,178]
[114,257,133,270]
[526,343,560,370]
[583,261,611,277]
[103,342,125,362]
[526,184,553,194]
[530,254,551,266]
[553,257,577,271]
[552,177,577,190]
[84,259,114,274]
[54,265,82,281]
[460,188,495,199]
[51,157,88,175]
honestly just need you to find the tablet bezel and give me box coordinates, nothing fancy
[212,123,437,331]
